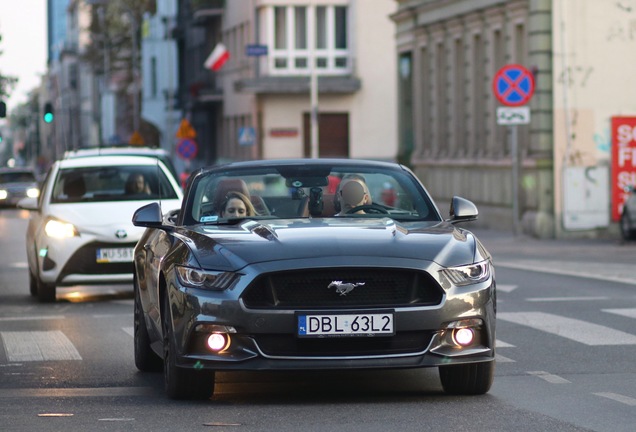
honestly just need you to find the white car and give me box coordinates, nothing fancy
[20,155,183,302]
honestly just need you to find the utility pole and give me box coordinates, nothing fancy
[309,2,319,158]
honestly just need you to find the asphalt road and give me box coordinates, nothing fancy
[1,209,635,431]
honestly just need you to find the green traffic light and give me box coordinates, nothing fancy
[44,113,54,123]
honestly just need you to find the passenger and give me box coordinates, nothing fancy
[219,191,257,218]
[335,174,372,215]
[125,173,151,195]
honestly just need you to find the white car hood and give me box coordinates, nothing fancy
[48,199,180,241]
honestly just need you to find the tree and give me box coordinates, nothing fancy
[0,34,18,101]
[82,0,156,141]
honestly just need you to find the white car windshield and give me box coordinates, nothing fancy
[51,165,179,203]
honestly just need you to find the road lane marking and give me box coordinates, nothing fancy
[594,392,636,406]
[0,316,65,321]
[1,331,82,361]
[498,311,636,345]
[603,308,636,319]
[527,371,570,384]
[122,327,134,337]
[0,387,155,398]
[496,339,515,347]
[496,260,636,285]
[526,296,608,302]
[496,354,515,363]
[497,284,518,293]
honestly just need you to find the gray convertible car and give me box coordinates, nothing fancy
[132,159,496,399]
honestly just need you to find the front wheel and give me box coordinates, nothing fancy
[162,294,215,400]
[134,282,163,372]
[36,278,56,303]
[439,361,495,395]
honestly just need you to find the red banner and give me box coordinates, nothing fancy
[611,117,636,221]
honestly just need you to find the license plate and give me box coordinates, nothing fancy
[297,312,394,338]
[96,247,134,263]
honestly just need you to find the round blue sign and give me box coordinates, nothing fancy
[492,64,535,106]
[177,138,198,160]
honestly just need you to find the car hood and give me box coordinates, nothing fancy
[49,200,181,241]
[180,218,483,270]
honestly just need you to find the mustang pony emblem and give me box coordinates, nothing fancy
[328,280,365,296]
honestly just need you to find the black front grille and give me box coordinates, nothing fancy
[241,269,443,309]
[59,241,136,280]
[254,331,433,357]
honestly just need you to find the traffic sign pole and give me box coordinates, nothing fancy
[492,64,536,235]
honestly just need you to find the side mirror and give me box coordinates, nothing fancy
[447,196,478,224]
[17,197,39,211]
[132,202,165,228]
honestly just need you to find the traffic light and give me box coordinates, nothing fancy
[43,102,54,123]
[0,101,6,118]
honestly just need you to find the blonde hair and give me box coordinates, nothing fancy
[220,191,257,217]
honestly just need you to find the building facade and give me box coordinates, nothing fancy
[224,0,398,163]
[393,0,622,239]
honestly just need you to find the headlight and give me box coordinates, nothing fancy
[440,260,491,286]
[175,266,238,291]
[44,219,79,238]
[26,188,40,198]
[0,190,7,200]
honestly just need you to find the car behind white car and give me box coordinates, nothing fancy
[20,155,182,302]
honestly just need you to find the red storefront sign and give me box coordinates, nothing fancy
[611,117,636,221]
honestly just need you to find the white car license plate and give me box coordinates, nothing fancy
[96,247,134,263]
[297,312,394,338]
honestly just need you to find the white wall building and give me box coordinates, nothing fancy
[219,0,398,162]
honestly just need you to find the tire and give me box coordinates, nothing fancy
[36,278,56,303]
[134,281,163,372]
[162,294,215,400]
[439,361,495,395]
[620,211,636,241]
[29,271,38,297]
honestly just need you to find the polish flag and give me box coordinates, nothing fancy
[204,43,230,71]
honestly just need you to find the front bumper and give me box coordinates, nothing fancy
[165,260,496,371]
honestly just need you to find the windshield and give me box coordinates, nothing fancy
[0,171,37,183]
[51,165,179,203]
[184,164,440,225]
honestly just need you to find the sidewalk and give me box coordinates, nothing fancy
[470,228,636,285]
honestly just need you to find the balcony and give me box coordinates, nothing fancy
[190,0,224,24]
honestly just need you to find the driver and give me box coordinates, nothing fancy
[335,174,372,215]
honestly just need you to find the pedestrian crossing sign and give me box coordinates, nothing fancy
[238,127,255,146]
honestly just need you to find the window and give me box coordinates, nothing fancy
[267,4,350,75]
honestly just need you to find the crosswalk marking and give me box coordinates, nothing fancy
[496,354,515,363]
[1,331,82,362]
[498,312,636,346]
[497,284,518,293]
[526,296,608,302]
[496,339,515,348]
[594,392,636,406]
[603,308,636,319]
[527,370,571,384]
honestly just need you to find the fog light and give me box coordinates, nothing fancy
[453,328,475,346]
[207,333,230,352]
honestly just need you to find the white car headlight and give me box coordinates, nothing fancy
[0,190,7,200]
[44,219,79,239]
[440,260,491,286]
[26,187,40,198]
[175,266,238,291]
